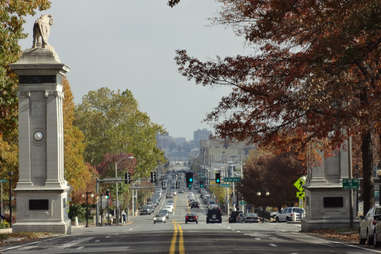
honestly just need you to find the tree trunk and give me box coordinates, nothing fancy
[362,130,374,214]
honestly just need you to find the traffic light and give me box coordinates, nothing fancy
[185,172,193,186]
[125,172,131,184]
[105,190,110,199]
[150,172,157,183]
[215,173,221,184]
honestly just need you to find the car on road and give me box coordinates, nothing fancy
[190,201,199,209]
[153,213,167,224]
[185,213,198,224]
[245,213,260,223]
[275,207,304,222]
[159,209,170,219]
[166,193,173,199]
[140,205,154,215]
[207,206,222,223]
[229,211,245,223]
[359,205,381,245]
[164,205,174,213]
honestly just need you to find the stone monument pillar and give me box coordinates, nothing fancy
[301,140,355,231]
[10,15,71,234]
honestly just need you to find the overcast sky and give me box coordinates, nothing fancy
[19,0,250,140]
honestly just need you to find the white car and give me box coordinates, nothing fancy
[360,206,381,245]
[164,205,173,213]
[275,207,304,222]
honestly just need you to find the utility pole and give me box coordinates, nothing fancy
[115,161,119,225]
[8,172,12,228]
[348,136,354,228]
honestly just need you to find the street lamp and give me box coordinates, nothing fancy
[115,155,135,225]
[82,192,95,227]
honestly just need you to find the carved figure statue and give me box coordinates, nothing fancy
[32,14,53,48]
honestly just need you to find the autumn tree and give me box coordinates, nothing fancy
[170,0,381,213]
[62,78,97,203]
[239,149,304,210]
[74,88,166,179]
[0,0,51,193]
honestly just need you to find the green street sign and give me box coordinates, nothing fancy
[224,177,241,183]
[342,178,360,190]
[239,200,247,205]
[0,179,8,183]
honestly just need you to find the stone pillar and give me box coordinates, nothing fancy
[10,48,71,234]
[302,140,355,231]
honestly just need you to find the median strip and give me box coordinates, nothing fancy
[169,221,178,254]
[169,221,185,254]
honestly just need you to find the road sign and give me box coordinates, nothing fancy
[342,178,360,190]
[239,200,247,205]
[293,177,305,192]
[296,191,305,199]
[0,179,8,183]
[224,177,241,183]
[220,183,231,187]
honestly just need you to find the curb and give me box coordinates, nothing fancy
[0,228,12,234]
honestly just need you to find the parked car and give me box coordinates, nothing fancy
[153,213,167,224]
[245,213,260,223]
[359,206,381,245]
[207,207,222,223]
[270,211,279,222]
[185,213,198,224]
[229,211,244,223]
[275,207,304,222]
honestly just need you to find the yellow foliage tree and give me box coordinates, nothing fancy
[63,78,97,203]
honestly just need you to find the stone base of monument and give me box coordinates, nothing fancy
[301,186,357,232]
[12,187,71,234]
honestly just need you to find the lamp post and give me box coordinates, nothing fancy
[8,171,13,228]
[114,155,135,225]
[82,192,94,227]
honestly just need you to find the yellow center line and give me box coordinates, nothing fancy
[178,223,185,254]
[169,220,178,254]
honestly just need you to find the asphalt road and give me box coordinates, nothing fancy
[1,190,379,254]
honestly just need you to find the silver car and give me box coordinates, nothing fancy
[153,212,167,224]
[359,206,381,245]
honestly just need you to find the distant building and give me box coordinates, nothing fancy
[193,129,211,147]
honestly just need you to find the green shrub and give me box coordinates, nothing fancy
[0,220,9,229]
[68,204,86,220]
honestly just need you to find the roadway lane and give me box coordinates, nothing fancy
[1,190,380,253]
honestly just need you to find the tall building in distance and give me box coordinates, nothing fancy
[193,128,212,147]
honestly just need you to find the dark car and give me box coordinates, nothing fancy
[190,201,199,209]
[245,213,260,223]
[139,205,153,215]
[185,213,198,224]
[207,207,222,223]
[229,211,244,223]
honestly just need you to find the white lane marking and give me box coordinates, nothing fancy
[236,230,241,233]
[129,228,133,231]
[106,235,111,238]
[255,238,261,241]
[95,239,100,243]
[269,243,278,247]
[59,237,93,249]
[76,246,84,250]
[18,245,39,251]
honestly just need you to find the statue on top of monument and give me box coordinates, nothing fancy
[32,14,53,49]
